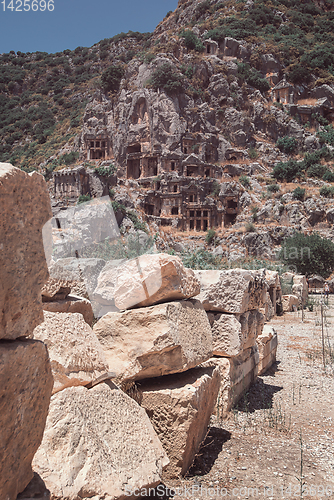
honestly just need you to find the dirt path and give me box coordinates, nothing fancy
[166,296,334,500]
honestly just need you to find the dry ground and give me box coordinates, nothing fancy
[19,296,334,500]
[165,296,334,500]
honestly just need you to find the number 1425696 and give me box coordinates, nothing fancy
[2,0,54,11]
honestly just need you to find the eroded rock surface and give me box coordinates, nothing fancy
[33,312,108,394]
[0,339,53,500]
[0,164,52,339]
[114,253,201,310]
[140,366,220,478]
[33,382,169,499]
[94,299,212,382]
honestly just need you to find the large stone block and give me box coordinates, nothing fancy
[282,294,299,312]
[257,325,278,375]
[203,347,259,418]
[207,309,264,357]
[0,339,53,500]
[93,299,213,382]
[42,294,94,326]
[33,312,109,394]
[292,274,308,306]
[0,164,52,339]
[49,257,106,297]
[140,366,221,478]
[114,253,201,310]
[194,269,267,314]
[33,383,169,499]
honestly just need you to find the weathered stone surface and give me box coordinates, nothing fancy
[93,300,213,382]
[282,294,299,312]
[202,347,259,418]
[140,366,220,478]
[0,164,52,339]
[42,294,94,326]
[0,339,53,500]
[207,309,264,357]
[33,383,169,499]
[194,269,267,314]
[41,277,71,302]
[33,312,108,394]
[114,253,201,310]
[93,259,126,306]
[292,275,308,306]
[49,257,106,297]
[257,325,278,375]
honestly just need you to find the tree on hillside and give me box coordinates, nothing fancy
[101,65,125,93]
[280,232,334,278]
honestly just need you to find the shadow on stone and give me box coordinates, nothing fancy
[186,427,231,477]
[17,473,50,500]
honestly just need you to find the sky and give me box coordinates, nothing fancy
[0,0,179,54]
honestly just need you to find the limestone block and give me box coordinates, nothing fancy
[33,312,108,394]
[49,257,106,296]
[257,325,278,375]
[114,253,201,310]
[260,291,275,321]
[42,294,94,326]
[265,270,281,289]
[93,259,126,306]
[203,347,259,418]
[41,277,71,302]
[282,294,299,312]
[93,300,213,382]
[0,164,52,339]
[33,383,169,499]
[140,366,220,478]
[0,339,53,500]
[207,309,264,356]
[292,274,308,306]
[194,269,267,314]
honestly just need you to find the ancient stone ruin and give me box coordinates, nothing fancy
[0,163,54,500]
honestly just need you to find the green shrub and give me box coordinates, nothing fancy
[212,180,221,197]
[101,65,125,93]
[292,186,306,201]
[126,210,148,233]
[195,0,210,18]
[248,147,258,159]
[181,249,223,270]
[239,175,251,188]
[319,185,334,197]
[251,206,259,222]
[95,164,117,177]
[149,63,184,95]
[205,228,216,245]
[280,232,334,278]
[267,183,280,193]
[245,222,256,232]
[272,160,302,182]
[77,194,91,205]
[307,163,327,178]
[323,169,334,182]
[180,30,204,52]
[60,151,79,165]
[237,63,270,93]
[276,136,298,154]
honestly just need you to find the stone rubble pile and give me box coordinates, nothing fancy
[0,163,54,500]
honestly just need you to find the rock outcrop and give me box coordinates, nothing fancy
[140,366,220,478]
[93,299,213,382]
[33,382,169,499]
[114,253,201,310]
[33,311,109,394]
